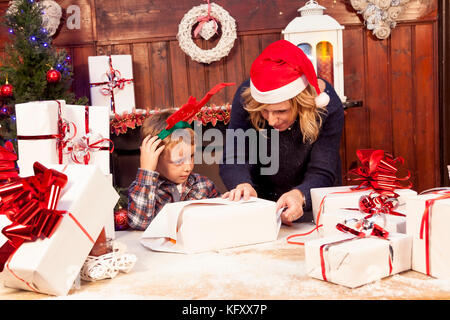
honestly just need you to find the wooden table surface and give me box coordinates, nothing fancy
[1,222,450,300]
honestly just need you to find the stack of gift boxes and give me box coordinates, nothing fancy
[0,54,137,296]
[302,149,450,288]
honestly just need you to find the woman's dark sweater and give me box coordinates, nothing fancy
[219,79,344,222]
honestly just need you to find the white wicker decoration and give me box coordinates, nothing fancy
[7,0,62,36]
[80,241,137,282]
[41,0,62,36]
[350,0,411,40]
[177,2,237,64]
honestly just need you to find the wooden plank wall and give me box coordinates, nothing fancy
[0,0,440,192]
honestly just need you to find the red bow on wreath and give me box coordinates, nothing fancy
[0,162,68,272]
[347,149,412,197]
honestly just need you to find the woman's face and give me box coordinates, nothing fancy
[260,100,296,131]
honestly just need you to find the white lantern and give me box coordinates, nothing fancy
[282,0,346,103]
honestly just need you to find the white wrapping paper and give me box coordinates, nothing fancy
[88,55,135,115]
[406,193,450,278]
[141,197,282,254]
[2,165,119,296]
[16,100,65,177]
[305,233,412,288]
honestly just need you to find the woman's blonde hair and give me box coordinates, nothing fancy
[242,85,327,143]
[141,109,195,150]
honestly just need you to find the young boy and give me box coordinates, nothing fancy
[127,110,219,230]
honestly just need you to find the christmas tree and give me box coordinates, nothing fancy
[0,0,87,146]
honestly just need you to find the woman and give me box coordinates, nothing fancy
[219,40,344,225]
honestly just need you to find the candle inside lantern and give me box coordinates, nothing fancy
[316,41,334,86]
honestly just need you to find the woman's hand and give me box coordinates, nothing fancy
[140,135,165,172]
[222,183,257,201]
[276,189,305,226]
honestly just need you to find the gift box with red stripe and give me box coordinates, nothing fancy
[406,190,450,279]
[305,232,412,288]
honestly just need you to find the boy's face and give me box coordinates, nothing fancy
[156,141,195,184]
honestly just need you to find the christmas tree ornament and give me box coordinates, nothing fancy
[0,79,13,98]
[114,207,129,231]
[46,67,61,83]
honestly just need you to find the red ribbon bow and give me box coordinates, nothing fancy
[0,162,68,272]
[347,149,411,197]
[193,0,218,38]
[90,56,134,113]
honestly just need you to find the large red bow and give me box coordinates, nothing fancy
[347,149,411,197]
[0,162,68,272]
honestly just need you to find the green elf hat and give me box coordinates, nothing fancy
[157,82,235,140]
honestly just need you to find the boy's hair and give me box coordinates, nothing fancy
[141,109,195,150]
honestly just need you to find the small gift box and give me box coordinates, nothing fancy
[1,163,119,296]
[15,100,66,177]
[305,232,412,288]
[406,190,450,279]
[140,197,281,254]
[62,104,112,175]
[88,55,135,115]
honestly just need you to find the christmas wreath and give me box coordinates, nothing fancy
[177,1,237,64]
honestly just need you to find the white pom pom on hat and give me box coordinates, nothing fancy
[249,39,330,107]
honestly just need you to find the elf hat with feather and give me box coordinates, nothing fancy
[249,40,330,107]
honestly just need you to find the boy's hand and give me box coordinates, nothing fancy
[140,136,165,172]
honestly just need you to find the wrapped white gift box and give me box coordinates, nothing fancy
[2,165,119,296]
[16,100,65,177]
[406,193,450,278]
[305,233,412,288]
[62,104,114,239]
[141,197,282,254]
[310,186,417,236]
[62,104,111,176]
[88,55,135,115]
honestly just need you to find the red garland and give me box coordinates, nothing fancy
[110,104,232,136]
[110,110,150,136]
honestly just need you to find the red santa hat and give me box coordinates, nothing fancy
[250,39,330,107]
